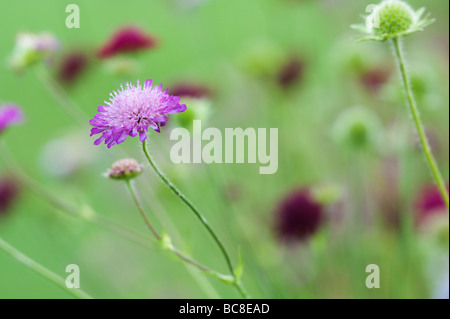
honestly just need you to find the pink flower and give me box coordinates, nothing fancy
[0,104,23,134]
[98,27,157,59]
[90,79,186,148]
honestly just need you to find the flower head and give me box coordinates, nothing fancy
[0,104,24,134]
[274,188,323,243]
[0,177,20,217]
[98,27,157,59]
[9,32,60,71]
[352,0,434,41]
[332,106,382,151]
[277,57,305,89]
[107,159,143,181]
[415,183,449,225]
[90,79,186,148]
[58,51,89,84]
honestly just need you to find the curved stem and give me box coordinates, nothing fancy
[392,37,449,210]
[0,238,92,299]
[125,180,161,240]
[125,180,214,273]
[142,140,248,298]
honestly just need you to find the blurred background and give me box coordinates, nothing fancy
[0,0,448,299]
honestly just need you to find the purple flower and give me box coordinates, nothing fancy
[170,82,211,99]
[277,57,304,89]
[415,183,449,225]
[58,51,89,84]
[98,27,157,59]
[0,177,19,217]
[0,105,23,134]
[90,79,186,148]
[274,188,323,243]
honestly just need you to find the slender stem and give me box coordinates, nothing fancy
[0,238,92,299]
[34,65,88,128]
[142,140,248,298]
[125,180,161,240]
[392,37,449,210]
[124,180,213,273]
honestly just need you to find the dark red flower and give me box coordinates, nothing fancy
[359,68,391,93]
[0,177,19,217]
[275,188,322,242]
[98,27,157,59]
[58,52,88,84]
[277,57,304,89]
[169,83,211,99]
[415,183,449,224]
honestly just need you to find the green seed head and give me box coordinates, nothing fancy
[107,158,143,181]
[370,0,415,37]
[333,106,382,151]
[352,0,434,41]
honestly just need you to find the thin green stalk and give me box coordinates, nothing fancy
[142,140,248,298]
[124,180,213,273]
[392,37,449,210]
[125,180,161,240]
[34,65,88,128]
[0,238,92,299]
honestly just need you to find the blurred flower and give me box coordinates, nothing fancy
[274,188,323,243]
[0,104,23,134]
[277,57,305,89]
[97,27,157,59]
[90,79,186,148]
[332,106,382,151]
[0,177,20,217]
[58,51,89,84]
[170,83,211,99]
[9,32,59,71]
[359,67,391,93]
[238,40,284,78]
[107,159,143,181]
[170,82,212,129]
[415,183,449,225]
[40,132,95,177]
[352,0,434,42]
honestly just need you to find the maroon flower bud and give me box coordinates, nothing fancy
[98,27,157,59]
[275,188,323,243]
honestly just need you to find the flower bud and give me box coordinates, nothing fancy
[107,159,143,181]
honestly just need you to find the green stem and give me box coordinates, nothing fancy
[34,66,88,128]
[0,238,92,299]
[392,37,449,210]
[125,180,161,240]
[124,180,213,273]
[142,140,248,298]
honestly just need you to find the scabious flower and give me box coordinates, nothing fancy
[415,183,449,225]
[107,159,143,181]
[352,0,434,42]
[98,27,157,59]
[0,177,19,217]
[0,104,23,134]
[359,67,391,93]
[90,79,186,148]
[277,57,304,89]
[9,32,60,71]
[275,188,323,243]
[58,51,89,84]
